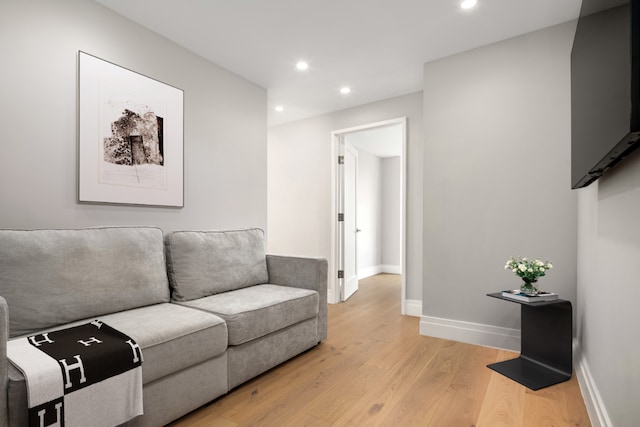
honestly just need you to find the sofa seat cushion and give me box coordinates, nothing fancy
[178,284,319,346]
[8,303,227,388]
[166,229,269,301]
[94,303,228,384]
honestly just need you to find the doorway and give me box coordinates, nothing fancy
[330,117,407,313]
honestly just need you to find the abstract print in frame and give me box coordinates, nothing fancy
[78,51,184,207]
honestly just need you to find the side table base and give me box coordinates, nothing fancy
[487,357,571,390]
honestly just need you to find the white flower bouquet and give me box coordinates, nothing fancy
[504,256,553,294]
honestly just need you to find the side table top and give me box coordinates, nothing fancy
[486,292,570,306]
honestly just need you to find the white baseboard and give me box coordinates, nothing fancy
[358,265,381,279]
[405,299,422,317]
[380,264,402,274]
[358,264,402,279]
[574,342,612,427]
[419,315,520,351]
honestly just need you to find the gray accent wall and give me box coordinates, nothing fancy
[267,92,423,301]
[422,22,578,330]
[577,150,640,426]
[0,0,267,232]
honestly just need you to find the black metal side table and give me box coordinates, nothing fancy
[486,292,572,390]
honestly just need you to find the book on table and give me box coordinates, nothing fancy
[501,289,559,302]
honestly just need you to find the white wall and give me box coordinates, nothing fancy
[382,156,401,269]
[352,150,382,276]
[421,22,577,347]
[268,92,423,301]
[0,0,267,233]
[576,149,640,426]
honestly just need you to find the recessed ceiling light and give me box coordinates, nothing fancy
[275,105,284,112]
[340,87,351,94]
[461,0,477,9]
[296,61,309,71]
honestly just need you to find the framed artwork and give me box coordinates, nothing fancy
[78,51,184,207]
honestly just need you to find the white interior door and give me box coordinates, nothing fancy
[343,142,358,300]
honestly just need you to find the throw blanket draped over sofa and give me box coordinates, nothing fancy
[0,227,327,426]
[7,321,144,427]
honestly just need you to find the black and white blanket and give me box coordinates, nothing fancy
[7,320,143,427]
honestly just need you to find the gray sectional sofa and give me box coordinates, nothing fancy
[0,226,327,426]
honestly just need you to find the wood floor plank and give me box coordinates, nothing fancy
[169,410,238,427]
[302,364,387,424]
[523,377,590,427]
[426,344,498,426]
[476,351,527,427]
[426,390,483,427]
[328,337,446,426]
[280,413,332,427]
[448,344,498,399]
[169,274,591,427]
[524,392,573,427]
[230,339,389,426]
[374,340,474,426]
[364,322,424,370]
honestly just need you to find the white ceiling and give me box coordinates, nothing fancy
[93,0,582,127]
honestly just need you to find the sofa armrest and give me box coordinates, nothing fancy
[266,255,328,341]
[0,296,8,427]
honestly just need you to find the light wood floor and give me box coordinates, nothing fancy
[168,274,591,427]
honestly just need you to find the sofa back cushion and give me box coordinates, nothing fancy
[166,228,268,301]
[0,227,170,337]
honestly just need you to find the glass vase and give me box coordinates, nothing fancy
[520,280,539,296]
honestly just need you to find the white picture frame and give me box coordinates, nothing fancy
[78,51,184,207]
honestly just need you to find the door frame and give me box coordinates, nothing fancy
[329,117,408,313]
